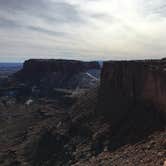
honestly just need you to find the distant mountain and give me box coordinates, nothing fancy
[0,63,22,78]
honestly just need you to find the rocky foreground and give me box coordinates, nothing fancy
[0,59,165,166]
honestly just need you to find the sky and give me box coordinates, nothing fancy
[0,0,166,62]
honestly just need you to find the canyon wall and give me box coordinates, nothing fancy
[15,59,100,89]
[99,59,166,130]
[16,59,100,80]
[23,59,99,73]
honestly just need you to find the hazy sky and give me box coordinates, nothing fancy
[0,0,166,62]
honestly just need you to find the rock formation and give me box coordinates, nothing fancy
[15,59,100,89]
[0,58,165,166]
[98,59,166,133]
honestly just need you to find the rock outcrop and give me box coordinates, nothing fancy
[98,59,166,133]
[15,59,100,89]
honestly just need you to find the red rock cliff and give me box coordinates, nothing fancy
[99,59,166,131]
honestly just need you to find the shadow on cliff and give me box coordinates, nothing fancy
[70,85,165,155]
[103,100,165,151]
[96,60,166,152]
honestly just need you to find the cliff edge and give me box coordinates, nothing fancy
[98,59,166,136]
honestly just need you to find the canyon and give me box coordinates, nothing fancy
[0,58,165,166]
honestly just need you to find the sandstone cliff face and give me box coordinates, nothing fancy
[15,59,100,89]
[99,59,166,131]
